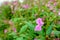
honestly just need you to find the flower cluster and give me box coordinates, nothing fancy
[35,18,44,31]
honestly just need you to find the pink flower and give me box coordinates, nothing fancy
[12,1,18,6]
[46,1,51,7]
[54,38,60,40]
[54,2,57,6]
[34,38,37,40]
[58,12,60,15]
[22,4,29,9]
[46,3,50,7]
[9,20,13,26]
[35,18,44,31]
[12,28,17,32]
[49,6,54,10]
[36,18,44,26]
[53,9,56,12]
[3,1,9,5]
[4,29,7,33]
[35,25,42,31]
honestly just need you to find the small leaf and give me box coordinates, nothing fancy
[16,37,23,40]
[20,34,29,39]
[26,21,35,31]
[11,18,20,23]
[46,23,54,35]
[20,25,27,34]
[52,30,60,36]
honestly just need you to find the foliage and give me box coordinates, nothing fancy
[0,0,60,40]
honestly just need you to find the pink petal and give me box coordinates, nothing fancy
[4,29,7,33]
[36,18,44,26]
[34,38,37,40]
[49,6,53,10]
[22,4,29,9]
[36,18,42,24]
[12,28,17,32]
[54,2,57,6]
[35,25,42,31]
[46,3,50,7]
[39,21,44,26]
[53,9,56,12]
[58,12,60,15]
[12,1,18,5]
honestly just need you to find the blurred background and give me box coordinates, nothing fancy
[0,0,60,40]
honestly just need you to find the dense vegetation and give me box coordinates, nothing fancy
[0,0,60,40]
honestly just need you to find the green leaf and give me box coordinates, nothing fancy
[37,28,45,36]
[19,25,27,34]
[52,30,60,36]
[26,21,35,31]
[8,32,17,38]
[0,38,2,40]
[11,18,20,23]
[8,32,16,36]
[20,34,29,39]
[46,23,54,35]
[38,37,45,40]
[16,37,24,40]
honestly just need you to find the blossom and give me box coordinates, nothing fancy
[53,2,57,6]
[34,38,37,40]
[22,4,29,9]
[49,6,54,10]
[36,18,44,26]
[35,18,44,31]
[46,3,50,7]
[4,29,7,33]
[58,12,60,15]
[46,1,51,7]
[12,1,18,6]
[3,1,9,5]
[12,28,16,32]
[35,25,42,31]
[9,20,13,26]
[53,9,56,12]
